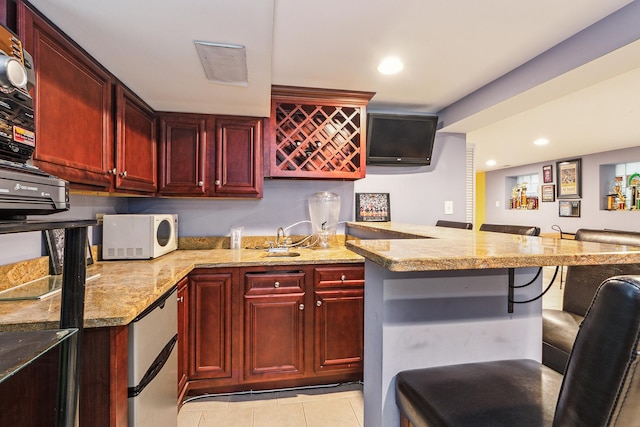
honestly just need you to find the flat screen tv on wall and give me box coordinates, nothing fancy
[366,113,438,166]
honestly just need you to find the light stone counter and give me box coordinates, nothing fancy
[0,246,363,331]
[346,222,640,271]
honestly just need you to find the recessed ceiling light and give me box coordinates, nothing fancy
[377,57,404,74]
[534,138,549,146]
[486,160,497,166]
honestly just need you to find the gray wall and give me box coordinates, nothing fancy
[130,132,467,236]
[354,132,467,226]
[484,145,640,234]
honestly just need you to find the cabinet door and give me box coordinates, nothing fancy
[189,271,233,380]
[243,270,306,380]
[177,277,189,398]
[313,265,364,374]
[158,114,206,195]
[314,289,364,373]
[115,85,157,194]
[244,293,305,380]
[213,116,263,198]
[19,4,114,191]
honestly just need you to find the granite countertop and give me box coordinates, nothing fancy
[345,222,640,272]
[0,246,363,332]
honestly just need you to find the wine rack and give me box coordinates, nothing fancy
[269,86,374,179]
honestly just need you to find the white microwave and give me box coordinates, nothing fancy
[102,214,178,260]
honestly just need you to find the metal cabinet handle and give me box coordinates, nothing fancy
[274,281,280,288]
[299,304,304,310]
[198,181,204,187]
[341,274,346,281]
[177,296,184,303]
[107,168,117,175]
[214,179,221,186]
[119,170,128,178]
[316,300,322,307]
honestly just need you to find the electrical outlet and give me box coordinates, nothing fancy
[444,201,453,215]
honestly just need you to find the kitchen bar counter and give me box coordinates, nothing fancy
[345,222,640,427]
[345,221,640,271]
[0,246,362,331]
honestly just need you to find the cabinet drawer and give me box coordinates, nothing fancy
[245,271,305,295]
[314,266,364,289]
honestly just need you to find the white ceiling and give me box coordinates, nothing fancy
[27,0,638,171]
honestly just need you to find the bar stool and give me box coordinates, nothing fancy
[396,275,640,427]
[478,223,540,236]
[434,220,472,230]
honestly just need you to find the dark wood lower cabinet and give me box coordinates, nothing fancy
[182,263,364,398]
[244,270,306,381]
[79,326,129,427]
[189,270,234,380]
[177,277,189,403]
[314,289,364,373]
[313,265,365,374]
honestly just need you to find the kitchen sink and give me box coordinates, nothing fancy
[264,251,301,257]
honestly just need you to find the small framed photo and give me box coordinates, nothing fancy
[355,193,391,222]
[542,165,553,183]
[45,229,65,275]
[44,229,93,275]
[557,158,582,199]
[541,184,555,202]
[559,200,581,217]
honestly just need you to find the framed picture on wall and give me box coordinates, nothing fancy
[355,193,391,222]
[542,165,553,183]
[556,159,582,199]
[559,200,581,217]
[541,184,555,202]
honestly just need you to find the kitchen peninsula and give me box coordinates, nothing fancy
[345,222,640,427]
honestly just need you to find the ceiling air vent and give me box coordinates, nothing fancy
[194,41,248,86]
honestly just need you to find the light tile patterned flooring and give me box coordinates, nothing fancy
[178,383,364,427]
[178,266,565,427]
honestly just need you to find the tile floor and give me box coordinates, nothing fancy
[178,266,565,427]
[178,382,364,427]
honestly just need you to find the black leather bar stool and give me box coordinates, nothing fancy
[479,223,540,236]
[435,220,472,230]
[396,275,640,427]
[543,228,640,373]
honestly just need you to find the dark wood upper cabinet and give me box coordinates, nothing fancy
[159,113,263,198]
[18,3,155,195]
[114,85,157,194]
[214,116,263,197]
[158,113,207,196]
[19,3,114,191]
[17,2,262,197]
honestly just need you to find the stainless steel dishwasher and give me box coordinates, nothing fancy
[128,286,178,427]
